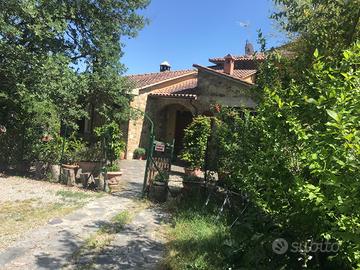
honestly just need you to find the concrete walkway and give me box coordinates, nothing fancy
[0,160,168,270]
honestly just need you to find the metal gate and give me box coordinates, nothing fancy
[142,137,174,196]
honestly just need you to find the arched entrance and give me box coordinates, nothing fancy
[156,104,193,158]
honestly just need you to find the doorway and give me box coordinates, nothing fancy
[174,110,193,157]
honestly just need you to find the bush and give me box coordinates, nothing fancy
[180,116,211,170]
[133,147,146,159]
[94,122,125,165]
[209,43,360,269]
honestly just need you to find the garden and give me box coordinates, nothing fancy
[0,0,359,269]
[162,1,360,269]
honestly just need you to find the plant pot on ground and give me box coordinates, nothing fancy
[133,147,146,160]
[105,163,123,193]
[149,172,169,203]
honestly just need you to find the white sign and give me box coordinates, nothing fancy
[155,142,165,152]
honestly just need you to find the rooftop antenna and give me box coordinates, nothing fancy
[237,20,253,53]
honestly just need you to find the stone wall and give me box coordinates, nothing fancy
[125,70,257,159]
[196,69,257,108]
[125,73,196,159]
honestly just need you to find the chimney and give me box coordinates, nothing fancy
[160,61,171,72]
[245,40,254,55]
[224,54,235,75]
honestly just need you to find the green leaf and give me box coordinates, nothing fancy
[314,48,319,58]
[326,109,340,122]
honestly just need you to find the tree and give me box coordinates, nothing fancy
[213,1,359,268]
[0,0,149,165]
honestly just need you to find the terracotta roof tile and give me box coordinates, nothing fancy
[149,78,198,99]
[127,69,197,89]
[210,65,257,79]
[209,53,266,63]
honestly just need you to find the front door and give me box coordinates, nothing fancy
[174,110,193,157]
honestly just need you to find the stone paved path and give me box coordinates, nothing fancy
[0,160,168,270]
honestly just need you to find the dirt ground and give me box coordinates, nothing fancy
[0,176,103,251]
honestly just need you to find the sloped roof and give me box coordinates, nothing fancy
[149,78,198,99]
[127,69,197,89]
[209,53,266,63]
[193,64,255,86]
[210,65,257,79]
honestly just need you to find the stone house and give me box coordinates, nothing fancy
[124,42,264,159]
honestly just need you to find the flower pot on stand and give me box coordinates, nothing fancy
[61,164,79,186]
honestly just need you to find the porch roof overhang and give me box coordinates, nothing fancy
[148,78,198,100]
[149,92,197,100]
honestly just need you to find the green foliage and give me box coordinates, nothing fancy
[164,198,231,270]
[168,2,360,269]
[272,0,360,60]
[78,143,103,162]
[0,0,149,167]
[133,147,146,159]
[95,122,125,165]
[154,172,169,183]
[61,134,87,164]
[180,116,211,169]
[207,30,360,270]
[106,163,120,172]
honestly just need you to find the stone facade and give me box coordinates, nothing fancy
[125,67,257,159]
[196,69,257,109]
[125,74,197,159]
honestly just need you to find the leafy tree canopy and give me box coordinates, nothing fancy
[0,0,149,164]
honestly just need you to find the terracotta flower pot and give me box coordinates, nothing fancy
[106,171,123,185]
[105,171,122,193]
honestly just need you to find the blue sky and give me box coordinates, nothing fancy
[121,0,287,75]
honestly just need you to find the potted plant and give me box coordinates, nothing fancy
[59,134,86,185]
[95,122,125,192]
[180,116,211,176]
[149,172,169,203]
[78,143,103,176]
[133,147,146,160]
[61,134,85,168]
[105,163,123,192]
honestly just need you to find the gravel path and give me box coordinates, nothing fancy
[0,160,169,270]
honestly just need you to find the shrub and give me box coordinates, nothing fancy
[133,147,146,159]
[95,122,125,165]
[180,116,211,170]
